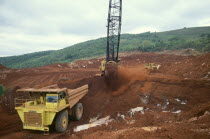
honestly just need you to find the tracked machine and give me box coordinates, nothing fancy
[100,0,122,78]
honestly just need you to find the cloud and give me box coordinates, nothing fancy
[0,0,209,57]
[198,18,210,26]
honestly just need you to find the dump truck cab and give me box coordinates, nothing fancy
[15,85,88,134]
[45,91,67,109]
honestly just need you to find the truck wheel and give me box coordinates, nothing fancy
[55,110,68,133]
[73,103,83,121]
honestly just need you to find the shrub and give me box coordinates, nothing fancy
[0,84,5,96]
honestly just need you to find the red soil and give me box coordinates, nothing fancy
[159,53,210,79]
[0,52,210,139]
[0,64,10,71]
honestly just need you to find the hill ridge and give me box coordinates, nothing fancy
[0,26,210,69]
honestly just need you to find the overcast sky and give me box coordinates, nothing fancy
[0,0,210,57]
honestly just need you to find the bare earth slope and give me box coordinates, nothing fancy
[0,52,209,139]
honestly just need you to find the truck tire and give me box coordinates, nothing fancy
[55,110,68,133]
[73,103,83,121]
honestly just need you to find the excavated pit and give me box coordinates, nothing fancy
[0,52,210,139]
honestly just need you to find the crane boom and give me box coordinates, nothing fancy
[100,0,122,77]
[106,0,122,62]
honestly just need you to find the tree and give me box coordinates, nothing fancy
[0,85,5,96]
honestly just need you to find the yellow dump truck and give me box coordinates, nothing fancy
[15,85,88,134]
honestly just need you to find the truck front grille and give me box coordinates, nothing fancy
[24,112,42,126]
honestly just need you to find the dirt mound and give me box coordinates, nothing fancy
[0,86,23,113]
[57,66,210,139]
[58,65,210,127]
[71,59,101,69]
[58,73,142,120]
[0,64,10,71]
[159,53,210,79]
[43,63,70,69]
[44,59,102,69]
[0,52,191,88]
[0,107,22,137]
[119,52,187,68]
[36,52,188,70]
[1,52,210,138]
[0,87,24,137]
[157,49,202,56]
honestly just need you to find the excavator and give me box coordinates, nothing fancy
[101,0,160,75]
[100,0,122,77]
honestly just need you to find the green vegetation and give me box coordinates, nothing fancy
[0,84,5,96]
[0,26,210,69]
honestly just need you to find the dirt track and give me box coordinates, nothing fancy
[0,52,210,139]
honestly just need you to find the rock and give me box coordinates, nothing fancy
[141,126,159,132]
[129,107,144,116]
[175,98,181,102]
[172,110,181,114]
[120,115,125,120]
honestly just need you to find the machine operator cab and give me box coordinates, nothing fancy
[46,92,67,109]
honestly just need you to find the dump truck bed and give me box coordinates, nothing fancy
[67,85,88,108]
[16,84,88,110]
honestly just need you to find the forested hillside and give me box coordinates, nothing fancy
[1,26,210,69]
